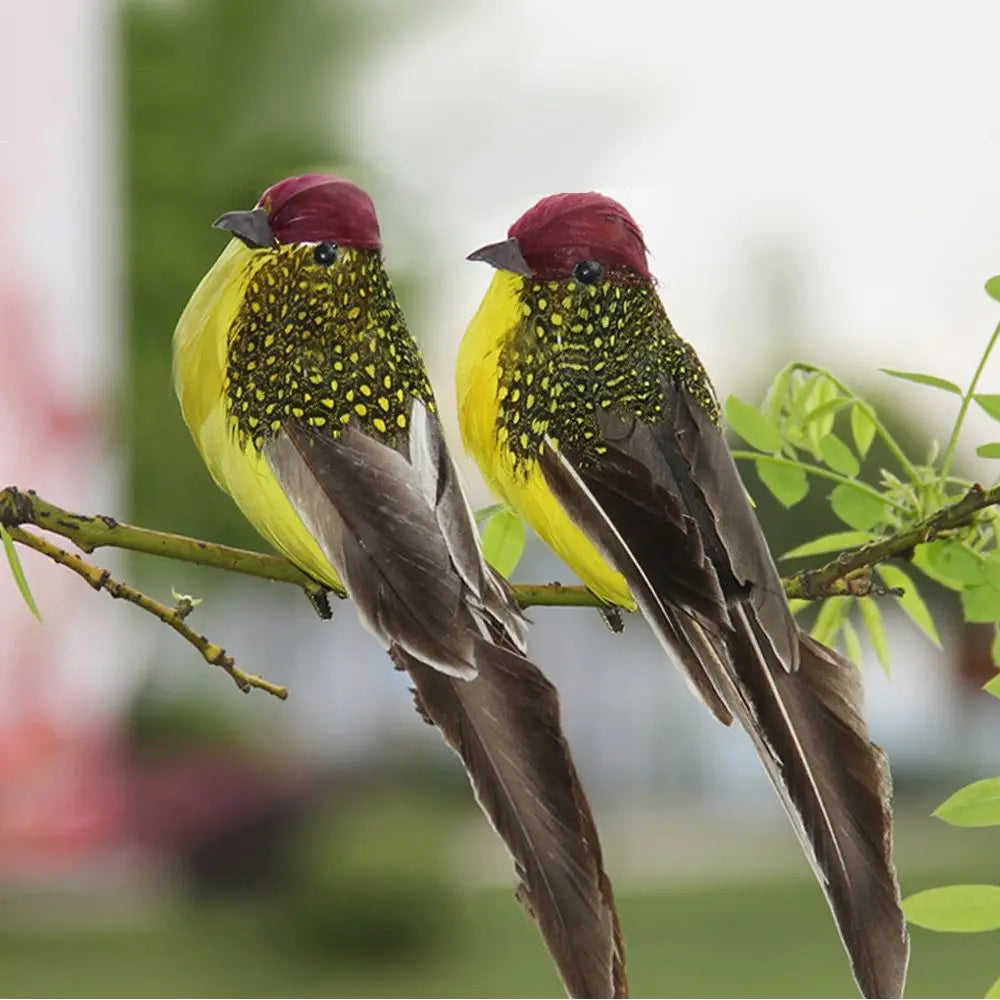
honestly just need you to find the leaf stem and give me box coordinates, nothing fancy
[941,319,1000,480]
[730,451,909,513]
[793,363,921,482]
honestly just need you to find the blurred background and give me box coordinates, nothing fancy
[2,0,1000,995]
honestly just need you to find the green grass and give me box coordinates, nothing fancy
[0,876,996,998]
[1,788,997,997]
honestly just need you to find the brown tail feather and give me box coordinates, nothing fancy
[395,640,627,999]
[671,609,908,998]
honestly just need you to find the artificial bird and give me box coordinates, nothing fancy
[457,191,909,999]
[172,175,626,999]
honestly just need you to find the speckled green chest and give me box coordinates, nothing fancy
[496,277,719,468]
[224,246,434,451]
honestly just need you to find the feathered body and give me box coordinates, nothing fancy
[175,236,432,590]
[458,192,909,999]
[174,176,625,998]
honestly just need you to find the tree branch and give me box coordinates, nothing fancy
[4,522,287,700]
[0,485,328,595]
[3,481,1000,695]
[783,483,1000,599]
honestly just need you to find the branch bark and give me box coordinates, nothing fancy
[783,483,1000,600]
[4,521,288,699]
[3,481,1000,696]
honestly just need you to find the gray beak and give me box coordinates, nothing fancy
[466,237,533,277]
[212,207,276,249]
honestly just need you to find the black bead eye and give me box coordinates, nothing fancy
[573,259,603,284]
[313,242,338,266]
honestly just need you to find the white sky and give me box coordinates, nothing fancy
[358,0,1000,500]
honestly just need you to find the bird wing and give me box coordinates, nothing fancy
[264,403,516,678]
[539,380,908,999]
[266,402,626,998]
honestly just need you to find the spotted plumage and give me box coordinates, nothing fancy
[497,276,718,468]
[224,245,433,450]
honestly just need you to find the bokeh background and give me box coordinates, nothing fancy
[2,0,1000,996]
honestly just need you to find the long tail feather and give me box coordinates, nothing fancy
[675,609,908,998]
[540,417,908,997]
[394,640,627,1000]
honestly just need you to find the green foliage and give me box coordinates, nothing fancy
[754,457,809,506]
[876,563,940,645]
[728,278,1000,995]
[881,369,963,394]
[0,525,41,621]
[904,678,1000,994]
[480,507,527,578]
[727,280,1000,679]
[934,779,1000,828]
[903,885,1000,933]
[858,598,890,672]
[725,396,784,452]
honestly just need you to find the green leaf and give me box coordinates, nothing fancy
[922,540,985,587]
[480,509,526,579]
[0,524,42,622]
[977,443,1000,459]
[986,670,1000,700]
[850,403,877,457]
[787,371,816,421]
[812,596,850,647]
[474,502,505,524]
[859,599,891,674]
[974,394,1000,422]
[985,275,1000,303]
[881,369,963,394]
[961,582,1000,623]
[804,378,839,454]
[755,460,808,507]
[991,629,1000,674]
[911,546,964,593]
[819,434,861,477]
[842,618,863,666]
[903,884,1000,932]
[781,530,875,560]
[985,973,1000,999]
[764,366,791,424]
[934,778,1000,828]
[802,396,851,430]
[830,483,886,531]
[878,564,941,645]
[725,395,783,452]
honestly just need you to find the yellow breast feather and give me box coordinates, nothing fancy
[172,238,345,592]
[457,271,634,609]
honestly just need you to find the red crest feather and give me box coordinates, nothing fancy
[258,173,381,249]
[509,192,650,280]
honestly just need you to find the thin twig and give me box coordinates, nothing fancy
[6,524,288,700]
[784,483,1000,600]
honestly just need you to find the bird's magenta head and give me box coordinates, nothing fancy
[213,173,381,250]
[468,192,651,282]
